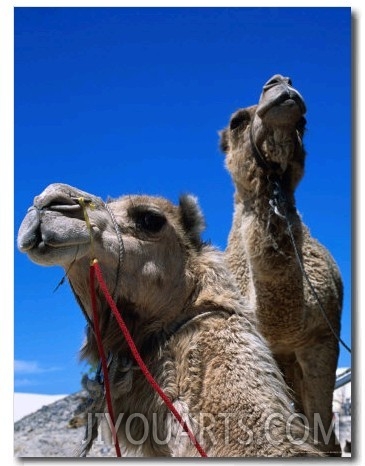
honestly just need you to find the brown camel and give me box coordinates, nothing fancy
[219,74,343,456]
[17,183,321,457]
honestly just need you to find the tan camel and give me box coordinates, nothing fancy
[219,74,343,456]
[17,183,321,457]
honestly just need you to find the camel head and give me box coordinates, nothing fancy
[220,74,307,194]
[17,183,210,357]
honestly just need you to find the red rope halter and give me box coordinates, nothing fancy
[89,259,208,458]
[90,263,122,457]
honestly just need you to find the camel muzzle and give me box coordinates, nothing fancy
[17,183,106,267]
[256,74,306,124]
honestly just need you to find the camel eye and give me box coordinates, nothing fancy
[135,211,166,233]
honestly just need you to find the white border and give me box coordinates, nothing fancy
[2,1,362,464]
[0,3,15,465]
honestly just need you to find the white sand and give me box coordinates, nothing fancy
[14,393,68,422]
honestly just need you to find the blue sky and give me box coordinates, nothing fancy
[14,7,351,395]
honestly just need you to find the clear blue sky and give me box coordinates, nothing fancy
[14,7,351,395]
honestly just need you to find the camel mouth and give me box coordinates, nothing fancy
[17,203,91,265]
[256,90,306,119]
[20,230,90,266]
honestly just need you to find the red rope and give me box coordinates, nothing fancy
[89,264,122,457]
[90,259,208,458]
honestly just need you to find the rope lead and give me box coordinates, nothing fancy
[91,260,208,457]
[89,263,122,457]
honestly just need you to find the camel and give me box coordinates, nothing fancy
[17,183,321,457]
[219,74,343,456]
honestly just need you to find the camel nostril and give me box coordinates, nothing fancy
[263,75,293,90]
[263,74,286,88]
[266,77,281,86]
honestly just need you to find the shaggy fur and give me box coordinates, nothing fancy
[18,183,321,457]
[220,74,343,456]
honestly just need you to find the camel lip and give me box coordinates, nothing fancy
[37,236,90,250]
[17,203,87,253]
[38,240,72,249]
[21,241,56,261]
[278,97,306,113]
[25,240,88,267]
[257,88,306,118]
[21,240,68,254]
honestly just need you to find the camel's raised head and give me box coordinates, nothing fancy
[220,74,307,185]
[18,183,206,327]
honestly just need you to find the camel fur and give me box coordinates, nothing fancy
[18,183,321,457]
[219,74,343,456]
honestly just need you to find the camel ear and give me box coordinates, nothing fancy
[219,129,229,154]
[179,195,206,249]
[220,109,252,154]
